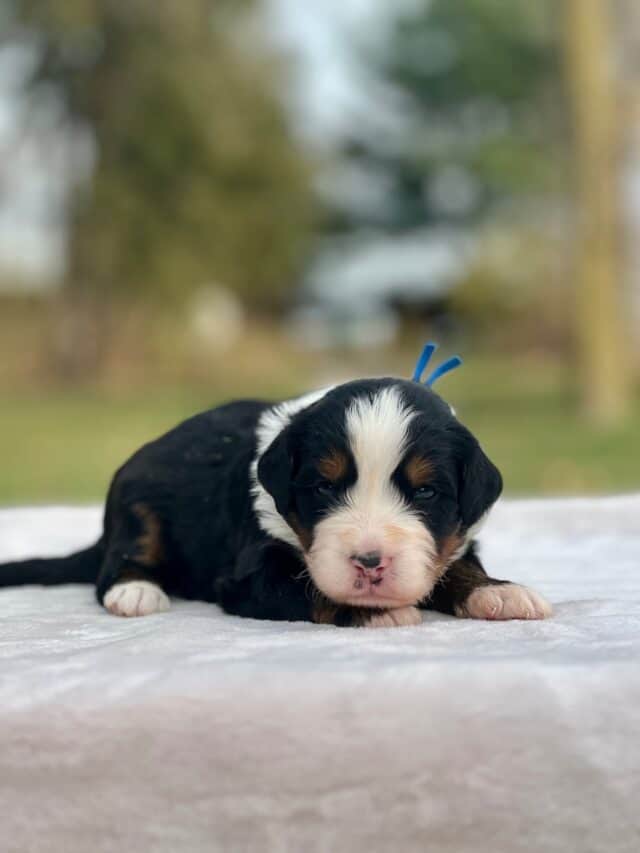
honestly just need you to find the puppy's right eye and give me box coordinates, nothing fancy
[315,481,335,497]
[415,486,436,500]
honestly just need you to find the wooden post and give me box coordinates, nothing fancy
[564,0,630,423]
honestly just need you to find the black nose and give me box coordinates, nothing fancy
[353,551,382,570]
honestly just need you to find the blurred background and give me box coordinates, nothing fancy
[1,0,639,504]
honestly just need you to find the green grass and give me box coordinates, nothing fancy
[445,356,640,496]
[1,359,639,505]
[0,389,221,505]
[458,390,640,496]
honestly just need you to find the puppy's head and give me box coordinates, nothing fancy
[255,380,501,609]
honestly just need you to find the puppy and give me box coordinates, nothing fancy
[0,378,551,627]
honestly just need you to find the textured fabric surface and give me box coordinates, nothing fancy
[1,497,639,853]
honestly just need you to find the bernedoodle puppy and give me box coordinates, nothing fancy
[0,378,552,627]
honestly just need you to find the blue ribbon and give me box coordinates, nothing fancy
[411,341,463,388]
[411,342,438,382]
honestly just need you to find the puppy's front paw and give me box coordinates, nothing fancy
[456,583,552,621]
[363,606,423,628]
[103,580,170,617]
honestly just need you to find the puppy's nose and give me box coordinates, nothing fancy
[351,550,383,571]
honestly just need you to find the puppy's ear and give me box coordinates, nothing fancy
[456,429,503,529]
[257,429,294,518]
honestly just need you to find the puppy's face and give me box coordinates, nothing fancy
[257,380,502,609]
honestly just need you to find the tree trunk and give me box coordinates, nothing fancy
[564,0,630,424]
[615,0,640,363]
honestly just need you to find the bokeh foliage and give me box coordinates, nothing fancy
[338,0,561,230]
[2,0,314,309]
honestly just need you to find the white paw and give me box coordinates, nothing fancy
[103,580,170,618]
[456,583,552,621]
[363,606,423,628]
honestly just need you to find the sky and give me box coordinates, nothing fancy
[265,0,399,144]
[0,45,70,286]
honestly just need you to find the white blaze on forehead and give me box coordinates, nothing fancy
[345,386,416,507]
[308,386,438,607]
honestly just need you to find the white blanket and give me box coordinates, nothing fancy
[1,498,639,853]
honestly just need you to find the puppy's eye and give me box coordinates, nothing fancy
[415,486,436,500]
[315,481,335,497]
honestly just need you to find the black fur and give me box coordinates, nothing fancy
[0,379,510,626]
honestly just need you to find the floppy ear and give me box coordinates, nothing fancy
[257,428,294,518]
[457,432,503,529]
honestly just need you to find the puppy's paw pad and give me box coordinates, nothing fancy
[363,606,422,628]
[104,581,170,617]
[457,584,552,621]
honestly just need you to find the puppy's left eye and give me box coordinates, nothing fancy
[415,486,436,500]
[315,481,335,497]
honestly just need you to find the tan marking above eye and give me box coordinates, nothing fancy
[317,449,349,483]
[405,455,434,488]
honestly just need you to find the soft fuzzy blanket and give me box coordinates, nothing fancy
[1,497,639,853]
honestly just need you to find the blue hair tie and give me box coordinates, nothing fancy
[411,342,438,382]
[411,342,463,388]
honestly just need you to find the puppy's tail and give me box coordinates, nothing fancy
[0,540,103,588]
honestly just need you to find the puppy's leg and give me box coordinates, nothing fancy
[425,544,552,620]
[215,544,313,622]
[96,504,170,618]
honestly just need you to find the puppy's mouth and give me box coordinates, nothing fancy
[343,574,417,608]
[310,560,426,609]
[306,520,438,611]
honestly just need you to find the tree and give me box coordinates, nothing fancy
[331,0,560,234]
[1,0,314,316]
[564,0,630,424]
[331,0,632,422]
